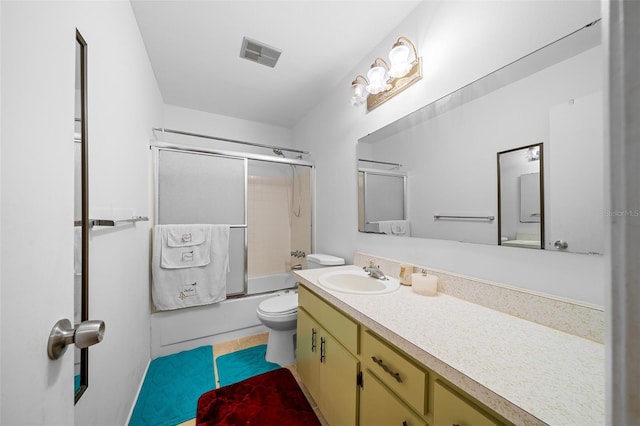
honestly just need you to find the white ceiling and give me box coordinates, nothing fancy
[130,1,422,128]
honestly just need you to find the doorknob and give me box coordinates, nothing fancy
[554,240,569,250]
[47,319,105,360]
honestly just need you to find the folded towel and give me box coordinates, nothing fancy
[376,220,411,237]
[160,225,211,269]
[74,227,83,275]
[152,224,230,311]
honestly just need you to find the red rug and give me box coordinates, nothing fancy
[196,368,321,426]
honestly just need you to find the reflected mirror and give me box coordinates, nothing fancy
[497,143,544,249]
[357,19,604,255]
[358,169,407,235]
[74,29,89,403]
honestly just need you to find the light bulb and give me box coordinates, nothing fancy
[388,44,412,78]
[350,82,367,106]
[366,66,389,95]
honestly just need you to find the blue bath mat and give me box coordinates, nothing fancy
[129,345,214,426]
[216,344,280,387]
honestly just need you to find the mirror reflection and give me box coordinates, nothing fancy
[497,143,544,249]
[74,29,89,403]
[357,20,603,255]
[357,169,407,235]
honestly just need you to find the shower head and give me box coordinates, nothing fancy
[272,149,285,157]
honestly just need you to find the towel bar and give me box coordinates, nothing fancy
[434,214,495,221]
[88,216,149,227]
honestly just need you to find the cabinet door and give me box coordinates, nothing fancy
[360,369,427,426]
[297,308,321,401]
[434,381,501,426]
[319,331,359,426]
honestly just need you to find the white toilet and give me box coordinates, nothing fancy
[256,253,345,366]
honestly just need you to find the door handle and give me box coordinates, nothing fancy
[554,240,568,250]
[47,319,105,360]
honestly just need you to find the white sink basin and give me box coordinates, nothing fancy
[318,269,400,294]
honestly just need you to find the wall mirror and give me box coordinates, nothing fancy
[74,29,89,403]
[357,19,604,255]
[497,143,544,249]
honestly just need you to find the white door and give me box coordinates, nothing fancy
[547,91,605,254]
[1,1,76,423]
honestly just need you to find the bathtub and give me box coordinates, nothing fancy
[247,272,297,295]
[151,272,299,358]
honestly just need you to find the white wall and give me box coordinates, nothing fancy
[293,0,606,306]
[1,1,163,425]
[160,104,292,154]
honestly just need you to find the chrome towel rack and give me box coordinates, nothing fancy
[74,216,150,228]
[434,214,495,221]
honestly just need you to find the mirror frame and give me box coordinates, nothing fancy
[75,28,89,404]
[496,143,545,249]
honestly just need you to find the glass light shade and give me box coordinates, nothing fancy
[388,44,412,78]
[350,82,367,106]
[366,66,389,94]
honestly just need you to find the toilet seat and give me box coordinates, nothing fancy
[257,294,298,316]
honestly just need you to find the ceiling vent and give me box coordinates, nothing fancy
[239,37,282,68]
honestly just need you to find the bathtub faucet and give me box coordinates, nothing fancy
[290,250,306,258]
[291,264,303,271]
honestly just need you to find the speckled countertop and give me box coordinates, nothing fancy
[294,265,605,426]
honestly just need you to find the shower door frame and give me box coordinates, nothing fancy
[151,141,316,297]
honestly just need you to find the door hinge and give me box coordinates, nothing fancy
[357,371,363,388]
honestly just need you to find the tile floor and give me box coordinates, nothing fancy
[177,332,328,426]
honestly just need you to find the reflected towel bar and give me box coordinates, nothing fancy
[75,216,150,228]
[358,158,402,168]
[434,214,495,221]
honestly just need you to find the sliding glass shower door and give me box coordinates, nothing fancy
[156,149,247,295]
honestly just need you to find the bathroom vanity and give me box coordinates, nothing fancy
[294,265,604,426]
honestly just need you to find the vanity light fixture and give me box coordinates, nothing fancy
[526,146,541,161]
[350,36,422,111]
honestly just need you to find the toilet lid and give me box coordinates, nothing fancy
[258,294,298,315]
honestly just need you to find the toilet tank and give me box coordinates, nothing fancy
[306,254,345,269]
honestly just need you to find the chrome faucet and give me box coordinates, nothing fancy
[363,265,387,280]
[291,263,303,271]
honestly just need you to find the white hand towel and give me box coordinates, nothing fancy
[152,224,230,311]
[160,224,211,269]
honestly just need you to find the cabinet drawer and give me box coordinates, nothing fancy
[362,330,427,415]
[360,369,427,426]
[298,285,358,354]
[433,380,502,426]
[298,285,325,319]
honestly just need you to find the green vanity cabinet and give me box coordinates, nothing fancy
[297,287,360,426]
[297,284,510,426]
